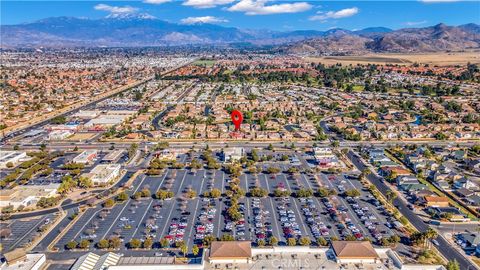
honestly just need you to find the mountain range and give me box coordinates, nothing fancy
[1,16,479,54]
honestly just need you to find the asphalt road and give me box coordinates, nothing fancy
[151,105,175,130]
[347,150,478,270]
[3,140,478,154]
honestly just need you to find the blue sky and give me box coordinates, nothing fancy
[1,1,479,31]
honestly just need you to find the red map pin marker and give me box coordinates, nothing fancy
[230,110,243,131]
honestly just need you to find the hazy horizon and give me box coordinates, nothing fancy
[2,0,479,31]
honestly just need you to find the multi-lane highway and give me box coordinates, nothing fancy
[2,140,478,153]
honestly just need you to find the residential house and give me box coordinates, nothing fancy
[423,196,450,207]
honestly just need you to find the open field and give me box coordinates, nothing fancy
[193,59,216,67]
[305,50,480,66]
[65,133,98,141]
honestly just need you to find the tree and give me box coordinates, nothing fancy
[78,239,90,249]
[192,244,200,257]
[133,192,142,200]
[129,238,142,249]
[143,237,153,249]
[250,149,259,162]
[221,233,235,241]
[202,235,216,247]
[180,243,188,258]
[287,238,296,246]
[269,236,278,246]
[155,141,169,150]
[117,192,129,202]
[103,198,115,208]
[204,188,222,198]
[78,176,93,188]
[287,166,299,175]
[299,237,311,246]
[5,162,14,168]
[257,239,266,247]
[141,188,151,198]
[359,169,369,181]
[110,237,122,249]
[317,237,328,246]
[249,187,268,197]
[386,190,397,203]
[410,232,426,246]
[446,260,460,270]
[266,166,281,174]
[424,228,438,246]
[344,189,361,197]
[345,235,357,241]
[128,143,138,160]
[97,239,109,249]
[225,163,242,177]
[58,175,77,194]
[186,190,197,199]
[190,159,203,169]
[331,140,339,148]
[66,240,77,250]
[160,238,170,248]
[381,238,391,247]
[273,188,291,197]
[316,187,336,198]
[399,216,408,225]
[176,240,185,248]
[156,190,174,200]
[40,143,46,151]
[389,235,400,244]
[296,188,314,198]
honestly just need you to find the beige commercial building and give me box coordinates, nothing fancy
[208,241,252,264]
[331,241,379,264]
[82,164,121,185]
[0,184,59,210]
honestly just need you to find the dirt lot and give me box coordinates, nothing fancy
[305,51,480,66]
[65,133,97,141]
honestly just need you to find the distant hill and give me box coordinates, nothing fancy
[1,17,478,54]
[282,23,480,54]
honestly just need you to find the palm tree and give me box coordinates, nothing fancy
[360,169,369,181]
[424,227,438,247]
[331,140,339,148]
[181,244,188,258]
[386,190,397,203]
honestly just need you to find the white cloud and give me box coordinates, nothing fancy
[404,20,427,26]
[181,16,228,24]
[143,0,171,4]
[309,7,359,21]
[94,4,139,14]
[183,0,235,9]
[227,0,312,15]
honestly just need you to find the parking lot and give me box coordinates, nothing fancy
[54,149,406,252]
[1,214,55,252]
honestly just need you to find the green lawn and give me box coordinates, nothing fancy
[193,59,216,67]
[352,85,364,91]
